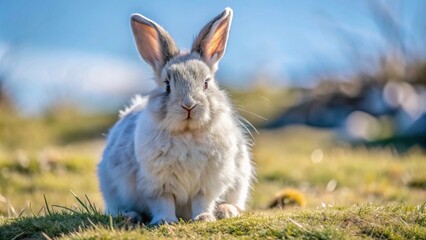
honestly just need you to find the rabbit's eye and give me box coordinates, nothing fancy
[204,78,210,90]
[164,80,171,94]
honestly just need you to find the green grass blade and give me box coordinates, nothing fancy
[85,194,98,214]
[51,204,80,214]
[43,194,52,215]
[70,190,90,214]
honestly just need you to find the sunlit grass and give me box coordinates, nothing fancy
[251,127,426,208]
[0,106,116,150]
[1,201,424,239]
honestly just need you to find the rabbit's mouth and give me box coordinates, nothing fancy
[174,116,207,133]
[185,112,191,120]
[183,116,197,124]
[181,104,197,120]
[161,105,211,133]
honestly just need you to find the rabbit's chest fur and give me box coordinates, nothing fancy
[135,113,237,204]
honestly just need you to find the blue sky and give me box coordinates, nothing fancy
[0,0,425,114]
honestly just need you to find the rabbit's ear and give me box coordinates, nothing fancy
[191,8,233,71]
[131,14,179,76]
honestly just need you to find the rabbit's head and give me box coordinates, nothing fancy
[131,8,233,132]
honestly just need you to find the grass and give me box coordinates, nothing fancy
[1,202,425,239]
[0,99,425,239]
[0,104,116,150]
[252,127,426,208]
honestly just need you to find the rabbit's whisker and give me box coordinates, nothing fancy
[236,108,268,120]
[238,116,259,135]
[238,119,256,143]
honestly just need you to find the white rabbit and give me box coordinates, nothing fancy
[97,8,254,225]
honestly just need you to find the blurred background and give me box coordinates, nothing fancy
[0,0,425,216]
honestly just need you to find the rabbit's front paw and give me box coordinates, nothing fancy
[149,216,179,226]
[215,204,240,219]
[122,211,143,224]
[194,212,216,222]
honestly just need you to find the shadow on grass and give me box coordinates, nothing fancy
[0,193,141,239]
[0,212,119,239]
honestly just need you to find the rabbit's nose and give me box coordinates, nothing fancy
[181,104,196,111]
[182,96,196,110]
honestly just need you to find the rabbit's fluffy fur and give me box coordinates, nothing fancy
[98,8,254,225]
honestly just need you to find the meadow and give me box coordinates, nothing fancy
[0,90,425,239]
